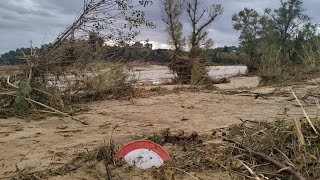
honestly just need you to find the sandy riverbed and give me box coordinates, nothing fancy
[1,81,319,179]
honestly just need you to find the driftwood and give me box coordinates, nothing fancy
[291,90,318,135]
[25,98,88,125]
[239,160,261,180]
[7,76,19,89]
[239,119,262,124]
[273,146,296,168]
[292,118,306,146]
[224,138,306,180]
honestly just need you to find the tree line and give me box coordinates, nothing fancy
[0,44,50,65]
[2,0,319,82]
[232,0,320,74]
[0,43,242,66]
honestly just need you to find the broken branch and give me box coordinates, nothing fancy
[223,138,306,180]
[291,90,318,135]
[25,97,88,125]
[7,76,19,89]
[292,118,306,146]
[239,160,261,180]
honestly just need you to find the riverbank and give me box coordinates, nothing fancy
[1,76,320,179]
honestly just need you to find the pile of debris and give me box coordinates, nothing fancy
[7,114,320,179]
[0,0,154,120]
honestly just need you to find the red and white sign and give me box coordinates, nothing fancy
[115,140,172,169]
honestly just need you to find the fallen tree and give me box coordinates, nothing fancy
[0,0,154,121]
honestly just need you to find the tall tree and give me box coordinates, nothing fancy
[232,8,261,70]
[89,31,105,52]
[161,0,223,83]
[161,0,185,51]
[293,23,319,66]
[265,0,311,60]
[185,0,223,57]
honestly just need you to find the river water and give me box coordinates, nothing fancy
[130,65,248,85]
[46,65,248,89]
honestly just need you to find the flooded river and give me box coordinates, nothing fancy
[130,65,248,85]
[46,65,248,89]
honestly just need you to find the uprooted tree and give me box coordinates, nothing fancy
[0,0,154,122]
[161,0,223,84]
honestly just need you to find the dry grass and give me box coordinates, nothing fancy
[6,111,320,179]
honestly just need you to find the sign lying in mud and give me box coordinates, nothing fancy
[115,140,172,169]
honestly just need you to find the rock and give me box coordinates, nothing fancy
[57,125,68,130]
[14,127,24,131]
[212,78,230,84]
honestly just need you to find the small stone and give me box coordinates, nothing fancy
[57,125,68,130]
[211,130,217,136]
[14,127,24,131]
[181,117,189,121]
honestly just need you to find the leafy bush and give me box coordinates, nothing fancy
[13,82,32,115]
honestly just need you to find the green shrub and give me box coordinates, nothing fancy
[13,82,32,114]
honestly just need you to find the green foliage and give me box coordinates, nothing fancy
[232,8,261,46]
[0,45,50,65]
[265,0,312,62]
[0,0,157,119]
[19,82,32,95]
[258,44,282,78]
[293,25,320,66]
[162,0,185,51]
[0,49,27,65]
[72,66,135,102]
[232,0,320,83]
[13,82,32,114]
[232,8,262,70]
[294,37,320,68]
[148,134,163,144]
[161,0,223,84]
[88,31,104,52]
[205,46,244,65]
[190,62,207,85]
[186,2,223,58]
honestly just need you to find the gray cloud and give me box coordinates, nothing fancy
[1,0,319,54]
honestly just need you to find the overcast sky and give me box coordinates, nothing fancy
[0,0,319,54]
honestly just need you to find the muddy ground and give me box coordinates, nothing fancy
[1,75,320,179]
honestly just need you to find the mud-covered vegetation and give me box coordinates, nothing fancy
[0,0,154,120]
